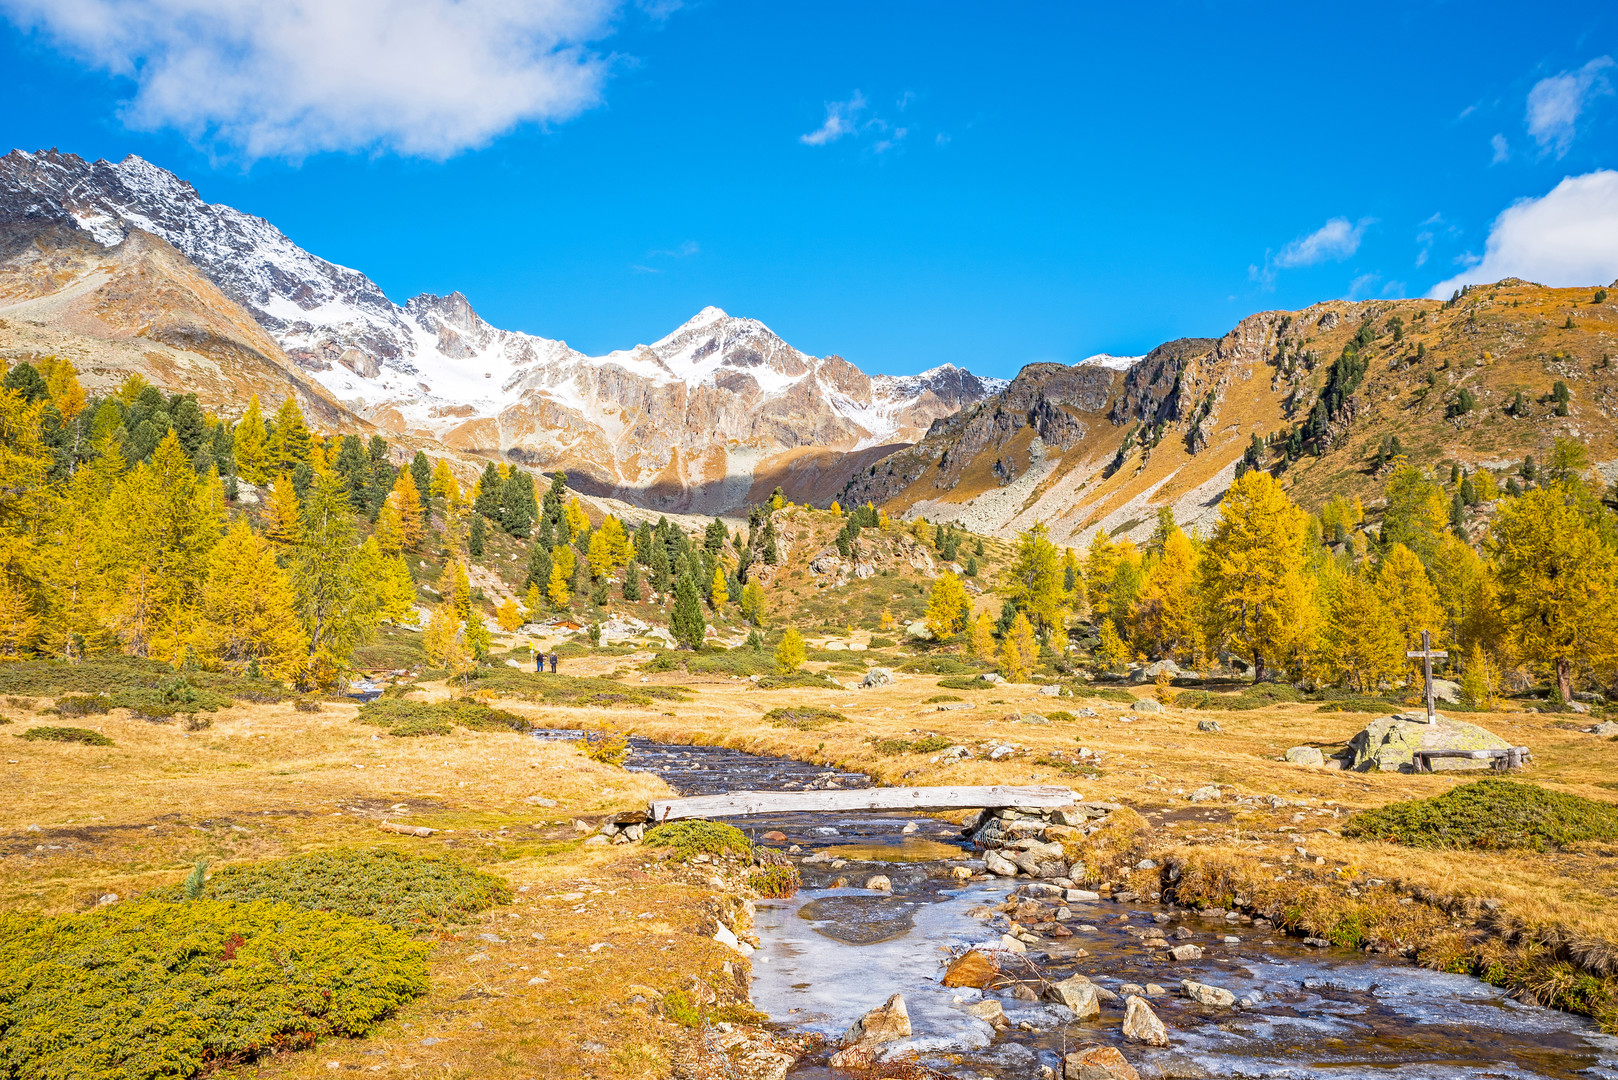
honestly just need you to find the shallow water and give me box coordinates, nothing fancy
[537,729,1618,1078]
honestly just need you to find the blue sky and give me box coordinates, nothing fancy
[2,1,1616,378]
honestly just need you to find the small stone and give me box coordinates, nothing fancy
[1045,975,1101,1020]
[1122,995,1170,1046]
[1000,933,1027,954]
[1131,698,1164,714]
[1167,944,1203,961]
[901,822,918,834]
[1063,1045,1141,1080]
[466,952,490,962]
[1180,979,1236,1007]
[1065,889,1101,902]
[860,667,893,688]
[942,949,999,988]
[951,865,973,881]
[964,999,1006,1024]
[762,830,788,842]
[1145,983,1166,996]
[1012,982,1039,1001]
[1284,745,1325,767]
[97,893,119,905]
[841,993,910,1047]
[865,875,892,892]
[1187,785,1220,803]
[1197,719,1222,733]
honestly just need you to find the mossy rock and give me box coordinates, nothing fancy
[1347,713,1512,772]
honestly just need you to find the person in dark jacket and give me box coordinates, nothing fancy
[548,650,559,673]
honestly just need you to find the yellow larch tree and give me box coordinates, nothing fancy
[1084,531,1121,622]
[775,626,806,673]
[444,560,471,619]
[971,610,997,661]
[1004,523,1065,638]
[711,564,729,608]
[372,496,406,556]
[266,396,313,474]
[1094,618,1130,674]
[524,583,543,623]
[1200,469,1308,683]
[199,519,307,679]
[388,469,424,551]
[1324,571,1404,692]
[564,498,591,542]
[39,435,123,659]
[496,598,523,632]
[548,546,574,608]
[925,571,972,640]
[37,356,86,422]
[263,472,302,545]
[232,395,270,485]
[1130,525,1202,665]
[1375,543,1446,676]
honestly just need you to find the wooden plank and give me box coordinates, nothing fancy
[648,785,1076,822]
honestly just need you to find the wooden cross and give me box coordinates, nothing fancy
[1407,629,1448,724]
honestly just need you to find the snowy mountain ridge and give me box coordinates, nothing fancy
[0,148,1006,511]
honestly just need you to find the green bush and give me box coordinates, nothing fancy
[868,637,896,649]
[755,672,842,690]
[897,657,984,675]
[1343,780,1618,852]
[870,734,953,756]
[642,650,775,677]
[52,694,110,717]
[643,820,752,862]
[461,667,690,706]
[925,694,963,704]
[936,676,994,690]
[19,726,113,746]
[355,697,530,736]
[763,706,850,730]
[0,899,427,1080]
[1181,683,1304,711]
[0,658,283,708]
[145,848,511,929]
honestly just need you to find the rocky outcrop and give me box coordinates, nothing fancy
[1347,713,1516,772]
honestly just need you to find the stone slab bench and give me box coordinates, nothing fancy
[1411,747,1531,773]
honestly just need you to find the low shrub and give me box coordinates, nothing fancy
[463,667,690,706]
[1180,683,1305,711]
[642,650,775,677]
[936,676,994,690]
[1045,710,1076,723]
[1343,779,1618,852]
[643,820,752,862]
[868,637,895,649]
[925,694,963,704]
[19,726,113,746]
[870,734,953,756]
[0,899,427,1080]
[764,706,849,730]
[145,848,511,929]
[582,730,630,766]
[355,698,531,736]
[755,672,842,690]
[897,657,983,676]
[52,694,110,717]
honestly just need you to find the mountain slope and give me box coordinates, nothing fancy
[0,149,1005,511]
[0,221,363,426]
[842,280,1618,543]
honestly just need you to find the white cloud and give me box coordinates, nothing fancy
[1274,217,1371,268]
[800,92,866,146]
[1490,133,1510,164]
[1526,56,1614,157]
[1427,170,1618,297]
[0,0,620,160]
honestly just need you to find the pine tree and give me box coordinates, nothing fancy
[671,572,706,649]
[711,563,729,608]
[924,572,972,639]
[971,610,997,662]
[266,397,312,474]
[1201,469,1308,683]
[200,519,306,680]
[410,453,432,523]
[233,396,269,485]
[622,557,641,601]
[473,461,503,519]
[775,626,805,672]
[469,513,486,557]
[526,543,552,591]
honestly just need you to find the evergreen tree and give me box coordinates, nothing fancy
[622,558,641,601]
[501,469,537,537]
[290,469,380,686]
[761,519,778,564]
[671,572,706,649]
[1381,462,1449,565]
[542,471,568,527]
[704,517,727,554]
[649,541,671,594]
[469,513,486,557]
[473,461,503,519]
[965,555,979,577]
[233,395,269,485]
[409,453,432,522]
[774,626,806,672]
[333,434,373,511]
[526,542,553,590]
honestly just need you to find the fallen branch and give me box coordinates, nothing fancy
[380,821,436,837]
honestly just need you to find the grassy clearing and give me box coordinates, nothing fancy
[462,667,692,707]
[356,697,532,736]
[1343,780,1618,852]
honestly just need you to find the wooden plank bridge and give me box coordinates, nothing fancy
[648,784,1076,822]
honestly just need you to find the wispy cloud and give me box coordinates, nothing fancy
[0,0,623,161]
[1274,217,1371,269]
[1428,169,1618,297]
[1490,133,1510,164]
[633,240,700,273]
[1526,56,1614,157]
[800,91,866,146]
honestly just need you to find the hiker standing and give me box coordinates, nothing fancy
[549,650,559,673]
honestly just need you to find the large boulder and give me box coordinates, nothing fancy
[841,993,911,1047]
[905,621,935,642]
[1347,713,1513,772]
[1128,659,1182,684]
[1122,995,1170,1046]
[1063,1046,1141,1080]
[941,950,999,988]
[861,668,893,688]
